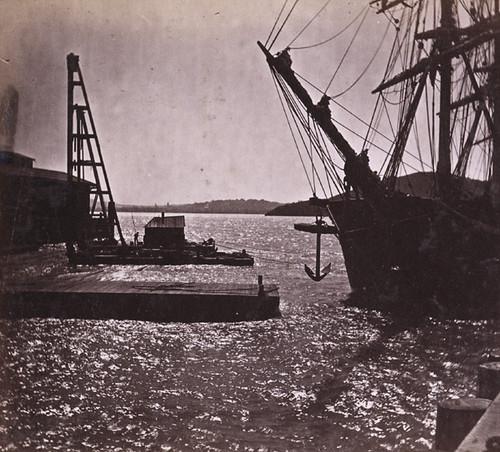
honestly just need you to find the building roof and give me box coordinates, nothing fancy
[145,215,185,229]
[0,149,35,167]
[0,164,93,185]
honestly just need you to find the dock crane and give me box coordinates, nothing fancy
[66,53,126,249]
[63,53,255,267]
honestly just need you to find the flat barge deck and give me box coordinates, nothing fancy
[1,278,280,323]
[68,246,254,266]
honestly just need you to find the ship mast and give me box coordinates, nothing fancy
[257,41,389,215]
[493,0,500,210]
[437,0,454,198]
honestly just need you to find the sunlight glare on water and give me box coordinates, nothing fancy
[0,213,497,450]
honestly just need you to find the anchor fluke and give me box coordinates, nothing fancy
[305,263,331,281]
[300,216,335,282]
[321,263,331,275]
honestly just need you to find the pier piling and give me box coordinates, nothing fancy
[435,398,491,451]
[478,362,500,400]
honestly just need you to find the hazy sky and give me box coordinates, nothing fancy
[0,0,390,204]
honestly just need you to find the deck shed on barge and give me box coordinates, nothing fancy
[143,214,186,248]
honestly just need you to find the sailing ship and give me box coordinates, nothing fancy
[259,0,499,317]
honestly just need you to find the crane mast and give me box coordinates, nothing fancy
[66,53,126,247]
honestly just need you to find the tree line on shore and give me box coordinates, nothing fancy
[116,199,282,215]
[116,173,487,216]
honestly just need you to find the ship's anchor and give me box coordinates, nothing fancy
[304,217,332,282]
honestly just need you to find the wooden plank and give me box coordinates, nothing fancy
[0,278,280,323]
[5,279,280,299]
[457,393,500,451]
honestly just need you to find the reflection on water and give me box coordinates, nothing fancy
[0,213,497,450]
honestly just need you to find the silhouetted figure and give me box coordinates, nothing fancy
[344,150,370,200]
[344,155,358,199]
[359,149,369,167]
[276,48,292,69]
[316,94,331,120]
[343,173,360,200]
[134,232,139,246]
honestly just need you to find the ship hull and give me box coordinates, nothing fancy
[328,198,499,318]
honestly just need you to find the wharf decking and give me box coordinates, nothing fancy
[457,392,500,451]
[0,277,280,323]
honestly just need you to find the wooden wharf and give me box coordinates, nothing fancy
[0,277,280,323]
[456,392,500,452]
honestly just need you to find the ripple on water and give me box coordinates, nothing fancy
[0,214,497,450]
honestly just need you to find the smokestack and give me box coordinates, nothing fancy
[0,85,19,151]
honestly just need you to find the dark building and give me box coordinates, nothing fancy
[144,214,185,248]
[0,149,93,253]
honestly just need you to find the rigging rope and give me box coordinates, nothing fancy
[269,0,300,50]
[424,80,435,176]
[290,4,368,50]
[272,72,315,193]
[324,7,369,93]
[290,95,340,195]
[216,241,309,266]
[287,0,331,48]
[363,95,383,155]
[330,19,391,99]
[282,64,433,175]
[274,68,342,197]
[333,97,392,145]
[294,71,395,145]
[265,0,290,48]
[314,121,338,197]
[274,70,335,197]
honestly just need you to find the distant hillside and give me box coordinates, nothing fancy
[264,200,327,217]
[116,199,282,214]
[265,172,487,216]
[394,172,485,198]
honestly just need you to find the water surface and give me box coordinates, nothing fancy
[0,213,497,450]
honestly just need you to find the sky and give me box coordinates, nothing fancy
[0,0,393,205]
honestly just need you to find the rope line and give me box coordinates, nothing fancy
[324,7,369,93]
[330,19,391,99]
[290,4,368,50]
[287,0,331,48]
[269,0,300,50]
[293,71,396,146]
[274,70,333,197]
[265,0,290,48]
[272,71,315,193]
[285,65,434,175]
[216,243,302,266]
